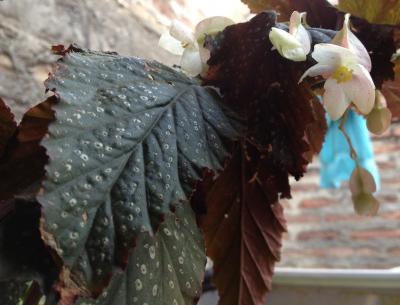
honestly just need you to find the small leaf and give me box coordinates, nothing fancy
[334,0,400,25]
[39,46,238,299]
[75,202,205,305]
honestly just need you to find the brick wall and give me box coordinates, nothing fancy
[279,124,400,269]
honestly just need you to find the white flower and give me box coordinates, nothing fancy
[159,17,234,76]
[299,15,375,121]
[269,11,311,61]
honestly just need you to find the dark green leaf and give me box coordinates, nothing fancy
[75,202,205,305]
[39,46,238,299]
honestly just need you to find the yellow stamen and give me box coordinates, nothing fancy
[332,65,353,83]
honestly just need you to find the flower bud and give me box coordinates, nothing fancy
[366,90,392,135]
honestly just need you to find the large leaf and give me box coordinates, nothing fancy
[39,46,238,300]
[335,0,400,25]
[201,12,328,305]
[240,0,338,28]
[75,202,205,305]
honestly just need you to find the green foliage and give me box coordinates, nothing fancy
[39,46,238,301]
[76,203,205,305]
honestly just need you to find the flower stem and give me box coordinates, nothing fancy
[339,108,359,164]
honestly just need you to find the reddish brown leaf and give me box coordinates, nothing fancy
[0,97,55,201]
[0,97,17,158]
[199,143,287,305]
[241,0,338,28]
[200,12,327,305]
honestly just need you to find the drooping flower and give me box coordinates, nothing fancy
[299,15,375,121]
[159,17,234,76]
[269,11,311,61]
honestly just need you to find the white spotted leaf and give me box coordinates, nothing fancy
[39,46,238,300]
[75,203,205,305]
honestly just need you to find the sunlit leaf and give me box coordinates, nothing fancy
[75,202,205,305]
[39,46,238,301]
[334,0,400,25]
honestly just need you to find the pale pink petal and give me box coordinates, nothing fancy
[323,78,351,120]
[289,11,311,56]
[299,63,335,83]
[295,24,311,55]
[312,43,357,66]
[289,11,302,35]
[158,32,185,56]
[194,16,234,40]
[348,30,372,71]
[180,47,203,76]
[170,20,195,44]
[342,64,375,115]
[331,14,372,71]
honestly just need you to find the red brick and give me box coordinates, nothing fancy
[299,198,336,209]
[376,160,397,170]
[286,214,321,223]
[291,182,320,192]
[381,211,400,220]
[377,194,398,203]
[324,214,366,222]
[351,229,400,239]
[297,230,338,241]
[388,247,400,256]
[381,176,400,185]
[373,142,400,154]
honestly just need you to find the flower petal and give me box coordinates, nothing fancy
[158,32,185,56]
[269,27,306,61]
[295,24,311,55]
[299,63,335,83]
[180,47,203,76]
[323,78,350,120]
[312,43,357,67]
[170,20,195,44]
[289,11,311,55]
[331,14,372,71]
[194,16,234,40]
[342,64,375,115]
